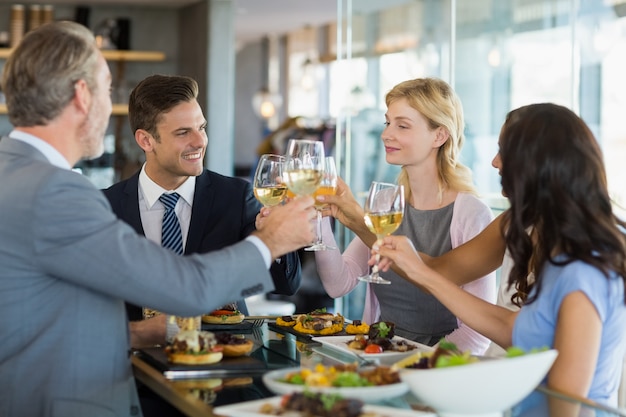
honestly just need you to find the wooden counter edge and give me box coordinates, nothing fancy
[131,354,220,417]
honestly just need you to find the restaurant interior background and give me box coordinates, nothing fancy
[1,0,625,320]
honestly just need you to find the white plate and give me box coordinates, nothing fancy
[213,395,436,417]
[311,335,433,364]
[261,367,409,402]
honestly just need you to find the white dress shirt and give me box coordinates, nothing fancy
[138,164,195,252]
[137,163,271,267]
[9,130,72,170]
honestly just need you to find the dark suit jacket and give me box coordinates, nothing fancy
[103,169,301,320]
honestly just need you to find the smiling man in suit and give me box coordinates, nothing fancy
[103,74,302,347]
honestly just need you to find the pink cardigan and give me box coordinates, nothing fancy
[315,193,497,355]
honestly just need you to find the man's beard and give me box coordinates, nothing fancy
[78,103,107,161]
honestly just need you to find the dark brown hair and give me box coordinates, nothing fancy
[128,74,199,140]
[499,103,626,306]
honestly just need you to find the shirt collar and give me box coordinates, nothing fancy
[9,130,72,170]
[138,163,196,209]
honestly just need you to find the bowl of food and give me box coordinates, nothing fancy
[398,343,558,417]
[262,363,408,402]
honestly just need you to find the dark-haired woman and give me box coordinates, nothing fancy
[376,103,626,406]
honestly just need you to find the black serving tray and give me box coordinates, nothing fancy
[201,320,254,333]
[137,346,266,379]
[267,321,348,340]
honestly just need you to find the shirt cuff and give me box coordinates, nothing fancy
[245,235,272,269]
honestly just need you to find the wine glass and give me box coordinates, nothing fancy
[358,181,405,284]
[253,154,287,207]
[283,139,324,197]
[305,156,337,251]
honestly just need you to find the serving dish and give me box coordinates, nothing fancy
[136,346,267,379]
[213,395,436,417]
[201,320,253,332]
[268,319,347,338]
[311,335,432,364]
[261,366,409,402]
[400,349,558,417]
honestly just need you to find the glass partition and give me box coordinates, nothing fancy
[329,0,626,320]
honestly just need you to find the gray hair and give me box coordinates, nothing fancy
[1,21,100,126]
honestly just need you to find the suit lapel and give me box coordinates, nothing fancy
[122,173,145,236]
[186,170,214,254]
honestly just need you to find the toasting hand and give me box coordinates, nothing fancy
[254,196,317,259]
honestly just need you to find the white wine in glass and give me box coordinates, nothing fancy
[283,139,324,197]
[305,156,337,251]
[358,181,405,284]
[253,154,287,207]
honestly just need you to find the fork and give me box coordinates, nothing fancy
[247,318,265,328]
[245,315,278,327]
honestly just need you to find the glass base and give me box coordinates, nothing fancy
[358,275,391,284]
[304,243,336,251]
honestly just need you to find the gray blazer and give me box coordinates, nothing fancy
[0,137,274,417]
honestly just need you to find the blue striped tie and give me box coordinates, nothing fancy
[159,192,183,255]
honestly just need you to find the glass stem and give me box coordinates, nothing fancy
[371,235,382,279]
[315,208,323,244]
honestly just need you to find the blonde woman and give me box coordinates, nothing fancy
[315,78,496,354]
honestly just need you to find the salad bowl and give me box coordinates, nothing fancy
[400,349,558,417]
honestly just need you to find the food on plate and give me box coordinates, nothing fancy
[202,303,245,324]
[368,321,395,342]
[276,315,297,327]
[258,392,366,417]
[345,320,370,335]
[214,332,254,357]
[165,320,224,365]
[279,363,401,388]
[293,312,344,335]
[403,340,477,369]
[174,315,201,331]
[346,321,417,353]
[504,345,549,358]
[364,344,383,354]
[276,308,345,335]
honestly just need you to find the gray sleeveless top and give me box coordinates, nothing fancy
[372,202,458,346]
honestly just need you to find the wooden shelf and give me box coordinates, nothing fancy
[101,50,165,62]
[0,103,128,115]
[0,48,165,61]
[111,104,128,115]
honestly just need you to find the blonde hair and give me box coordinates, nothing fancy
[385,78,476,204]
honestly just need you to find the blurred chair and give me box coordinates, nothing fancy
[245,294,295,316]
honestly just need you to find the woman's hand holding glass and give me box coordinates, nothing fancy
[358,181,405,285]
[306,156,337,251]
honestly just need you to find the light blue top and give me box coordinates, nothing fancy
[513,256,626,406]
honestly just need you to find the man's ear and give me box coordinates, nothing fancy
[73,79,91,115]
[135,129,154,152]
